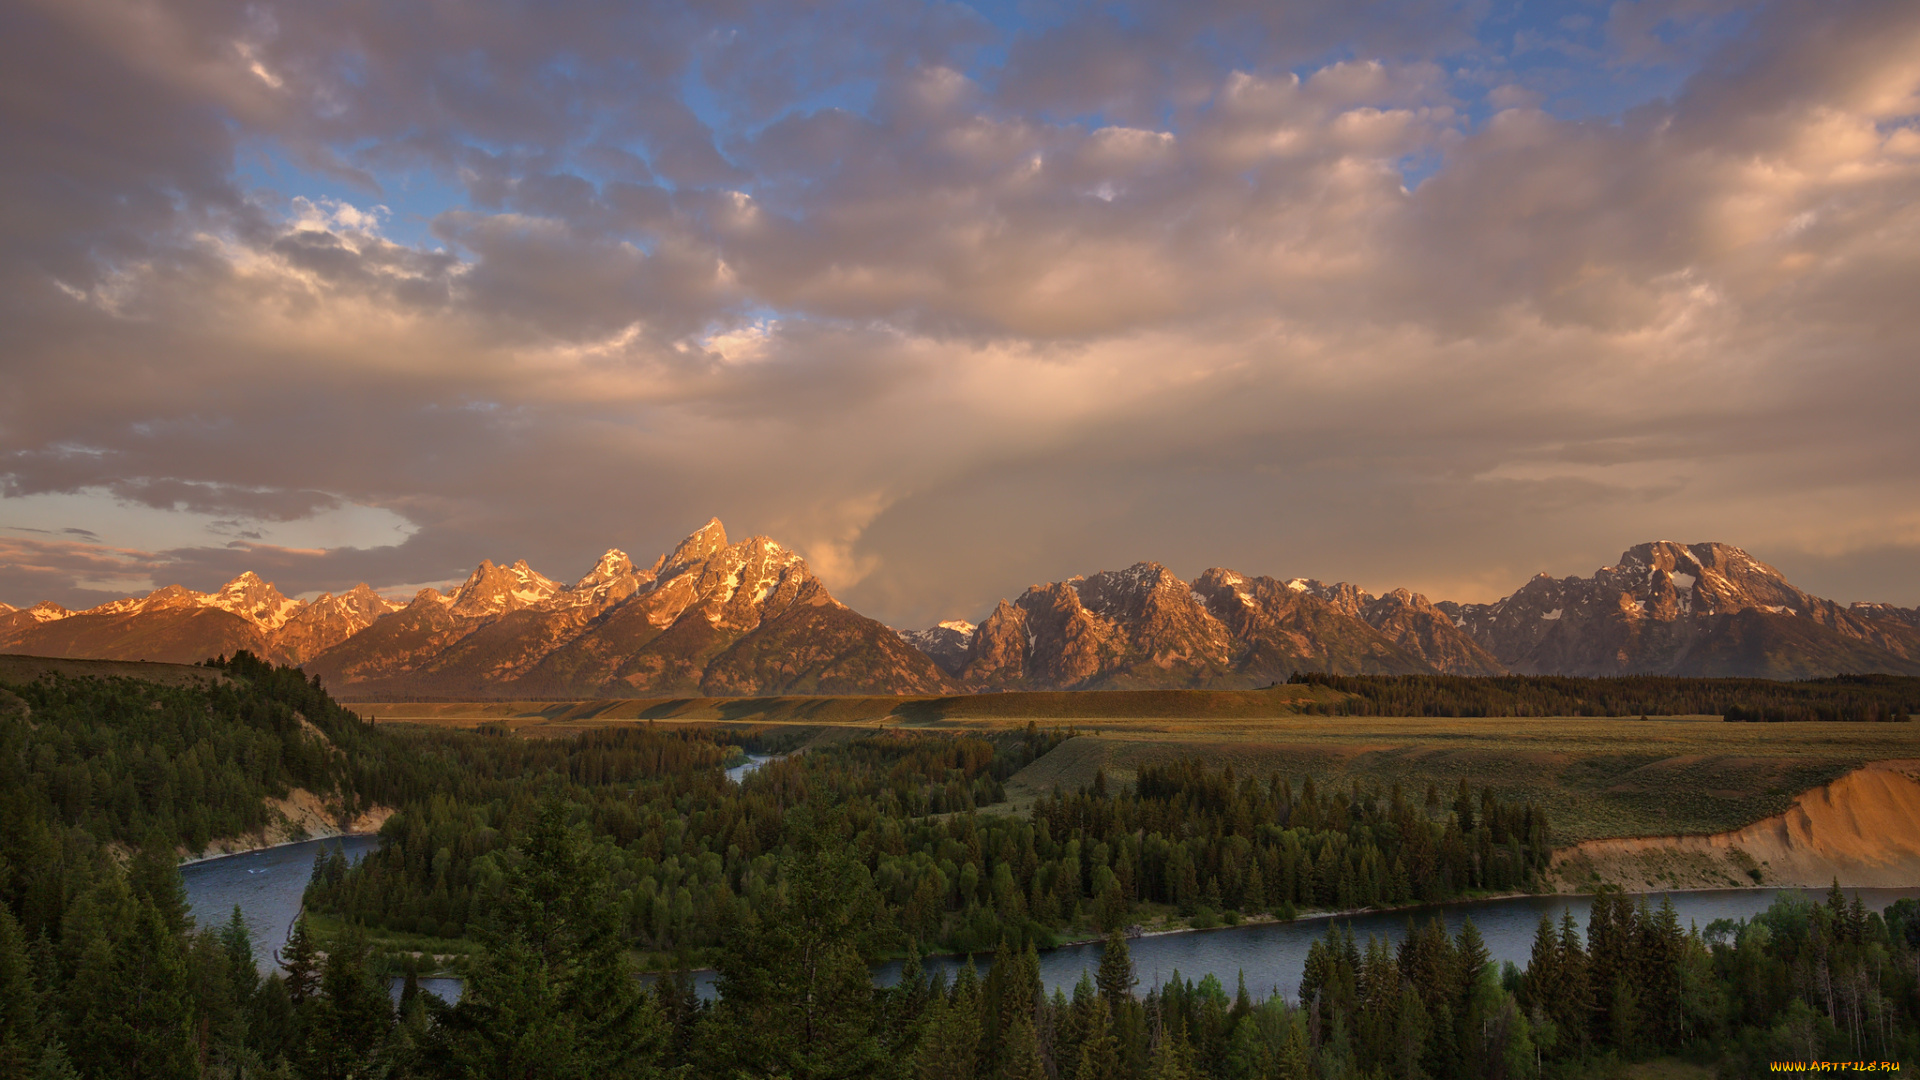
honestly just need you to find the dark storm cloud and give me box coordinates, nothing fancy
[2,0,1918,619]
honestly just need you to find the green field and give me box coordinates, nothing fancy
[983,715,1920,844]
[364,695,1920,845]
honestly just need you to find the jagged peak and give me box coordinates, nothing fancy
[569,548,638,589]
[937,619,976,634]
[665,518,730,569]
[449,557,560,617]
[204,571,303,630]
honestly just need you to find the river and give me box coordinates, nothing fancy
[180,835,381,971]
[726,753,778,783]
[180,838,1920,1006]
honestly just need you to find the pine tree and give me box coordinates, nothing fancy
[704,811,889,1080]
[1002,1010,1047,1080]
[1520,914,1560,1016]
[1096,930,1137,1013]
[912,968,981,1080]
[297,926,393,1080]
[0,906,35,1080]
[1845,894,1869,946]
[219,905,253,984]
[30,1041,77,1080]
[1072,997,1121,1080]
[86,899,197,1080]
[1144,1020,1192,1080]
[1585,889,1624,1047]
[428,797,664,1080]
[1454,919,1492,1077]
[281,916,320,1006]
[1452,779,1476,832]
[1556,909,1592,1054]
[1638,898,1685,1050]
[979,939,1012,1078]
[127,835,190,937]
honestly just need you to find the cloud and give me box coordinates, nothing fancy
[2,0,1919,622]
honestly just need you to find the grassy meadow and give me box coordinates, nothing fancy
[359,691,1920,845]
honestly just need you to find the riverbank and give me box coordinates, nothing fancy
[1551,758,1920,892]
[179,789,392,866]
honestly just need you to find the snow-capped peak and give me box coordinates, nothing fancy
[578,548,634,584]
[12,601,71,623]
[203,572,304,630]
[937,619,976,635]
[449,558,561,618]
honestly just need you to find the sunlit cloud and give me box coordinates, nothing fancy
[2,0,1919,619]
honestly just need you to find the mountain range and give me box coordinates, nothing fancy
[3,523,1918,697]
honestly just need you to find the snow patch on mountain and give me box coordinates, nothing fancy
[26,602,72,623]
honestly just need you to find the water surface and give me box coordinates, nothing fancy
[180,836,379,971]
[726,754,777,783]
[182,838,1920,1006]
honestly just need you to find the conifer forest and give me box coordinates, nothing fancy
[1,656,1916,1077]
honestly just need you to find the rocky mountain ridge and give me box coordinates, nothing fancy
[5,532,1919,693]
[912,561,1502,691]
[0,570,403,667]
[1432,541,1920,678]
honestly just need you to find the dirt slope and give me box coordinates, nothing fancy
[1551,759,1920,890]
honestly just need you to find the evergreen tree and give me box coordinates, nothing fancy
[1096,930,1137,1014]
[127,837,191,937]
[1071,997,1121,1080]
[1454,918,1493,1074]
[219,905,255,991]
[1144,1021,1191,1080]
[1637,897,1685,1050]
[1555,909,1592,1055]
[1520,914,1560,1018]
[281,916,321,1006]
[84,899,198,1080]
[912,967,980,1080]
[30,1041,77,1080]
[1002,1011,1046,1080]
[250,973,297,1067]
[296,927,392,1080]
[0,906,35,1080]
[426,797,663,1080]
[704,813,890,1080]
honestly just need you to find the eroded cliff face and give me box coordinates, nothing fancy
[1550,760,1920,891]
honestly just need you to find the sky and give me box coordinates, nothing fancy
[2,0,1919,626]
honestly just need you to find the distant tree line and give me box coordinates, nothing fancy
[1289,672,1920,721]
